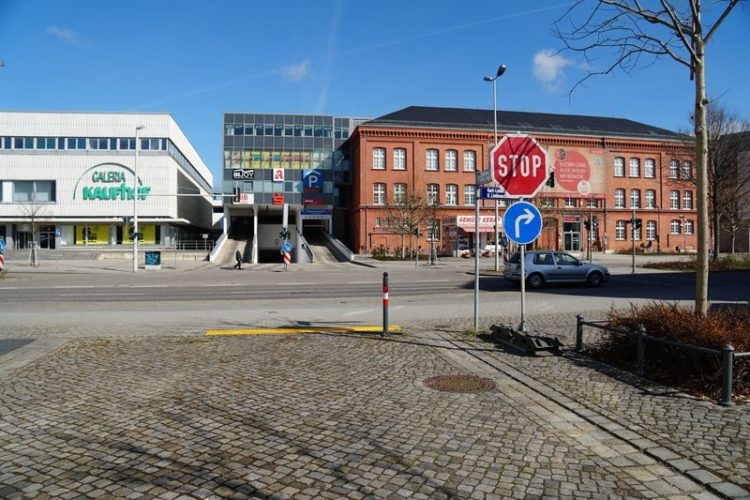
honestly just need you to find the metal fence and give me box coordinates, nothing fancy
[173,240,214,251]
[575,314,750,407]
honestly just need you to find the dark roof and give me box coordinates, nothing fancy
[365,105,684,141]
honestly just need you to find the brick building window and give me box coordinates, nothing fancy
[645,158,656,178]
[669,160,679,179]
[426,149,439,171]
[685,219,694,234]
[630,189,641,208]
[683,191,693,210]
[393,183,406,205]
[682,161,693,180]
[373,183,386,205]
[614,189,625,208]
[645,189,656,208]
[615,221,626,240]
[445,150,457,171]
[463,151,476,172]
[565,197,576,208]
[427,183,439,206]
[393,148,406,170]
[464,185,475,206]
[646,221,657,240]
[671,220,681,234]
[614,157,625,177]
[445,184,458,206]
[373,148,385,169]
[630,158,640,177]
[670,190,679,209]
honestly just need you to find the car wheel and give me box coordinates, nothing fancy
[526,273,544,289]
[587,271,603,287]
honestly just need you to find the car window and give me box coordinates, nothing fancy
[533,253,554,265]
[508,253,521,263]
[555,253,579,266]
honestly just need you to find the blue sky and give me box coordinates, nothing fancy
[1,0,748,184]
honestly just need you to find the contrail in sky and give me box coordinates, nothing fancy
[134,2,573,110]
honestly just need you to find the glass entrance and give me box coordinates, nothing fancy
[39,225,56,249]
[563,220,581,251]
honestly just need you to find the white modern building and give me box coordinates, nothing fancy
[0,112,214,249]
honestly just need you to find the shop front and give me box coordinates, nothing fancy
[441,215,501,256]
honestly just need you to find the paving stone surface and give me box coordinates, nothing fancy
[0,312,747,498]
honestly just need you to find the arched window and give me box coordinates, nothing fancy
[373,148,385,169]
[614,189,625,208]
[426,149,439,171]
[373,183,386,205]
[393,148,406,170]
[463,151,476,171]
[445,150,457,171]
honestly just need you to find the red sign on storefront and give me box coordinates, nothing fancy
[272,193,284,205]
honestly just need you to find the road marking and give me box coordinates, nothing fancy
[206,325,401,336]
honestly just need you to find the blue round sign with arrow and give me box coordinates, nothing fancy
[503,201,542,245]
[282,241,292,253]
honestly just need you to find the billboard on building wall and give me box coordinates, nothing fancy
[537,147,606,197]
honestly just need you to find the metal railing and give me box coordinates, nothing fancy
[575,314,749,407]
[173,240,214,251]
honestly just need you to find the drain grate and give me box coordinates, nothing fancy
[423,374,496,393]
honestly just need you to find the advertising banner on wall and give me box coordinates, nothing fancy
[537,147,606,197]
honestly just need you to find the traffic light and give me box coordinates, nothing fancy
[634,219,642,230]
[279,227,290,240]
[232,186,241,203]
[584,220,591,231]
[545,171,555,187]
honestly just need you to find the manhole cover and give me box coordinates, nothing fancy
[423,375,496,393]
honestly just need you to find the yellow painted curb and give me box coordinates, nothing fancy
[206,325,401,336]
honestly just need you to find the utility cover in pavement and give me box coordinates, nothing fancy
[423,375,496,393]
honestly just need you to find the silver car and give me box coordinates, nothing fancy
[503,251,610,288]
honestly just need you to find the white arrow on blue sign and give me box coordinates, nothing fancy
[502,201,543,245]
[0,240,5,253]
[282,241,293,253]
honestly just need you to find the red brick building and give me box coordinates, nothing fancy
[348,106,695,255]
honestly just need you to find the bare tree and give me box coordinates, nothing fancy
[717,134,750,252]
[554,0,742,315]
[701,106,750,256]
[18,202,50,267]
[382,192,434,259]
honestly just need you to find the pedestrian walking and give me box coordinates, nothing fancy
[234,249,242,270]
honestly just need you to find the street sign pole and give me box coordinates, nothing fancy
[520,214,526,332]
[503,200,543,334]
[474,171,480,333]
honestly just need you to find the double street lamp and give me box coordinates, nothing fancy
[484,64,507,272]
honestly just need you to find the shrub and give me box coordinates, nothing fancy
[587,303,750,400]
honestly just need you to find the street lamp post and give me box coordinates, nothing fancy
[484,64,507,272]
[133,125,145,273]
[680,214,687,252]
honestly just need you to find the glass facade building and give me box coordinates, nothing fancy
[222,113,365,207]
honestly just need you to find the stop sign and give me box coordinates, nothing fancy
[491,134,550,198]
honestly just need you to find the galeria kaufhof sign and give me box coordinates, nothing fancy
[73,163,151,201]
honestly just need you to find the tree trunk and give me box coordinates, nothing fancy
[694,33,710,316]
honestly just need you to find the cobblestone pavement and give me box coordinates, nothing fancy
[1,313,747,500]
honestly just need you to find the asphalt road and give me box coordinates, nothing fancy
[1,258,748,336]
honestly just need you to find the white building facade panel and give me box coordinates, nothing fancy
[0,112,213,250]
